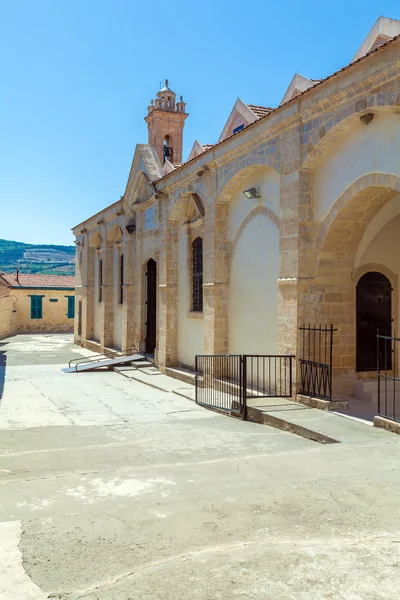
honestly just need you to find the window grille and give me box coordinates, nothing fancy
[119,254,124,304]
[192,237,203,312]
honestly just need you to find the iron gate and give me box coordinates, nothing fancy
[299,324,336,401]
[377,330,400,423]
[195,354,294,419]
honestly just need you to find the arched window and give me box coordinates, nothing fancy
[163,135,173,163]
[192,237,203,312]
[99,258,103,302]
[119,254,124,304]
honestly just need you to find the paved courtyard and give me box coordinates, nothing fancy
[1,334,400,599]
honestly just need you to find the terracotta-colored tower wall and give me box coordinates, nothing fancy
[145,110,188,164]
[145,81,188,165]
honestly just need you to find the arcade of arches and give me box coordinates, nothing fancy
[73,31,400,401]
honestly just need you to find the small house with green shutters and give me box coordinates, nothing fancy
[0,272,75,337]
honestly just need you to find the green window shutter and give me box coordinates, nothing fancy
[67,296,75,319]
[30,296,43,319]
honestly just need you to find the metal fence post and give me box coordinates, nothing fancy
[242,355,247,420]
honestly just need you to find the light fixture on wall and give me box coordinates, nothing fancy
[243,187,261,199]
[360,113,374,126]
[196,165,210,177]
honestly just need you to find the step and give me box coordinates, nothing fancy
[165,366,196,386]
[246,397,395,444]
[355,379,400,394]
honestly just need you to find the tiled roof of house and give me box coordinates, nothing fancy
[247,104,274,118]
[0,273,75,288]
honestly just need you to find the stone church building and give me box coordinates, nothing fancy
[73,17,400,399]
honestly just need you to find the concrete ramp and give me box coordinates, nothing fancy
[63,352,145,373]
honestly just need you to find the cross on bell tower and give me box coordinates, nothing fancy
[145,79,188,165]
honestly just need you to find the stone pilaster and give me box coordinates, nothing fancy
[133,213,144,352]
[122,233,135,351]
[203,202,229,355]
[278,155,314,392]
[157,209,179,368]
[82,244,95,343]
[100,241,114,349]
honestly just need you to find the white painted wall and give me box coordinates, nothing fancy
[355,194,400,267]
[227,168,280,356]
[314,111,400,221]
[358,212,400,276]
[112,247,123,349]
[177,226,204,367]
[93,253,101,342]
[228,215,279,355]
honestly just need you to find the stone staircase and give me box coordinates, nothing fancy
[354,379,400,419]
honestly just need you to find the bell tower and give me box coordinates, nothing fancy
[145,80,188,165]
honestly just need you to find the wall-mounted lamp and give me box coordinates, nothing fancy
[126,223,136,234]
[196,165,210,177]
[360,113,374,126]
[243,187,261,199]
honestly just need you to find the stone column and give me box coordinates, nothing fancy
[100,241,114,349]
[122,233,136,351]
[157,205,179,369]
[203,202,229,355]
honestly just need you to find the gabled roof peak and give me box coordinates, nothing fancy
[353,16,400,61]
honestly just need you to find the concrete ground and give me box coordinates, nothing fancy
[1,335,400,599]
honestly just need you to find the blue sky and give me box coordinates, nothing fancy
[1,1,399,245]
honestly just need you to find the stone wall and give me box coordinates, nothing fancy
[0,285,16,339]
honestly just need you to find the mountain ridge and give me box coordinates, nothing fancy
[0,238,75,276]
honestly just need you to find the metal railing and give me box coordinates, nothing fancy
[299,324,336,401]
[377,331,400,423]
[195,355,244,418]
[245,355,293,398]
[195,354,294,419]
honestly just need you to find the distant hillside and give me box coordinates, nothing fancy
[0,238,75,276]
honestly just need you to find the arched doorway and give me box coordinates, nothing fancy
[356,272,392,371]
[145,259,157,353]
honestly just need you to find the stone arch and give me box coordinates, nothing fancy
[89,231,102,249]
[302,99,400,170]
[316,173,400,268]
[230,205,279,265]
[217,162,279,204]
[169,192,204,224]
[106,223,124,243]
[301,174,400,395]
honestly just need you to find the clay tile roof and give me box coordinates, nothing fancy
[0,273,75,288]
[247,104,274,118]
